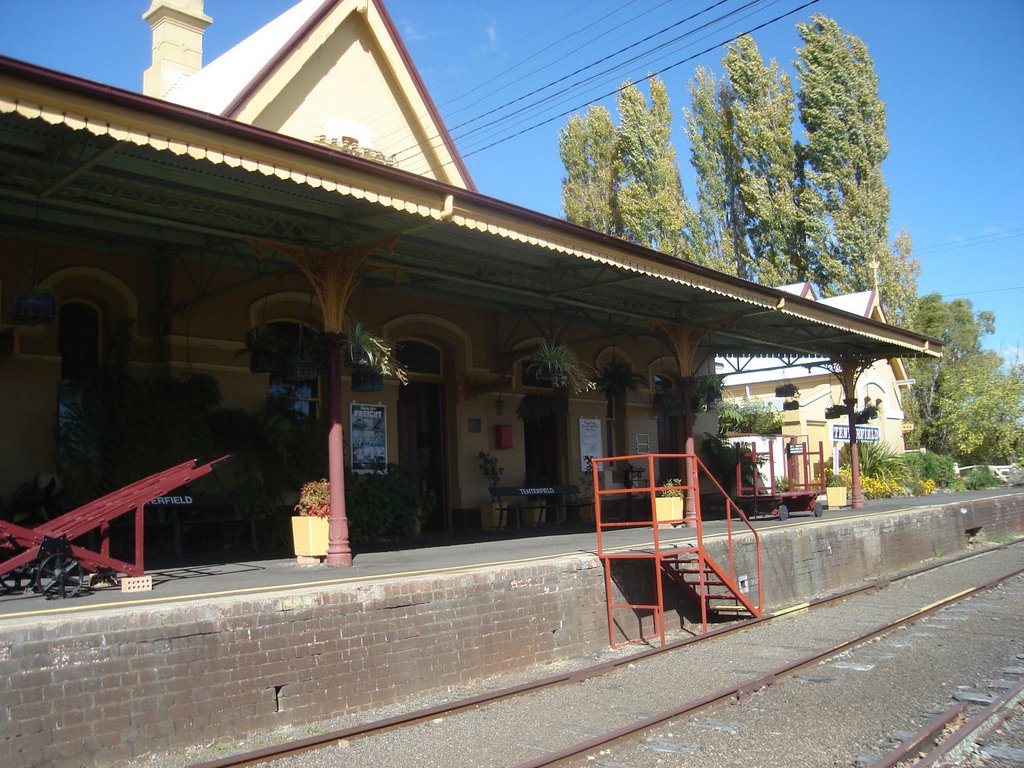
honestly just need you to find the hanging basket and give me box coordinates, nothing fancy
[775,383,799,398]
[351,368,383,392]
[249,350,283,374]
[782,399,800,411]
[286,358,319,382]
[10,290,57,325]
[824,404,846,420]
[345,347,371,368]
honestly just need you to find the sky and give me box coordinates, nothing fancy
[1,0,1021,357]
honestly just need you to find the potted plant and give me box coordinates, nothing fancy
[292,478,330,562]
[478,451,504,529]
[782,399,800,411]
[774,382,799,398]
[655,478,685,527]
[595,358,645,417]
[344,320,409,384]
[10,284,57,325]
[824,468,847,509]
[855,403,879,423]
[237,327,284,373]
[692,374,725,411]
[527,340,595,392]
[824,403,847,420]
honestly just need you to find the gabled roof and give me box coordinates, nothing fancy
[819,289,882,321]
[165,0,474,190]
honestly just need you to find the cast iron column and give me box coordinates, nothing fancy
[321,332,352,566]
[845,397,864,509]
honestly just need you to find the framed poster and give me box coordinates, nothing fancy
[579,417,603,473]
[350,403,387,473]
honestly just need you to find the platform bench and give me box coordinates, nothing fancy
[489,486,591,529]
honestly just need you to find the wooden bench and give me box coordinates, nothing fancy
[489,486,590,529]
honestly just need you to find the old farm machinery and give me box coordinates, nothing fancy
[0,455,232,598]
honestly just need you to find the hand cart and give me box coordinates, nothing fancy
[734,438,825,521]
[0,455,232,598]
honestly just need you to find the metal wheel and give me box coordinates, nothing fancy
[0,566,31,593]
[34,553,84,599]
[777,504,790,521]
[813,500,825,518]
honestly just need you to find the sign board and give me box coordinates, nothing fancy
[579,417,603,473]
[786,443,805,455]
[832,424,880,443]
[350,403,387,472]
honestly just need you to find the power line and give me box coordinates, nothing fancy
[911,228,1024,258]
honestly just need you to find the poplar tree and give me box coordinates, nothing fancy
[558,106,618,235]
[559,77,696,257]
[795,14,890,295]
[614,79,690,255]
[722,35,803,285]
[684,66,748,275]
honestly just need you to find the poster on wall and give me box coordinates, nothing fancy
[579,417,604,473]
[350,403,387,473]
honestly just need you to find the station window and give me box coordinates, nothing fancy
[267,321,319,419]
[396,340,441,376]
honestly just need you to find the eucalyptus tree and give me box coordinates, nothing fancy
[907,294,1024,462]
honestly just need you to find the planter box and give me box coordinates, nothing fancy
[291,516,328,560]
[480,501,502,530]
[826,486,847,509]
[655,496,684,527]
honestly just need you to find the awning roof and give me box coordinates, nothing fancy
[0,56,942,363]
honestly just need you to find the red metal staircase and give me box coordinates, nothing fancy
[591,453,762,648]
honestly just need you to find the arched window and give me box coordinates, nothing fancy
[396,340,441,376]
[267,321,319,419]
[58,302,101,455]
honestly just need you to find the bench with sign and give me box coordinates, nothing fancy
[489,486,590,529]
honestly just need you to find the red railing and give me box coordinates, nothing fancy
[591,453,762,646]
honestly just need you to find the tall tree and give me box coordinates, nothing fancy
[907,294,1024,462]
[558,106,618,235]
[560,77,697,257]
[795,14,890,296]
[684,66,749,276]
[723,35,803,285]
[615,79,689,255]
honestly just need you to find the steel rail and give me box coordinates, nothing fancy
[188,541,1021,768]
[512,560,1024,768]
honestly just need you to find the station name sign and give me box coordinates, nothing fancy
[831,424,880,442]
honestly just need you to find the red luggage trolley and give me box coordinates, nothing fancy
[734,438,825,521]
[0,455,232,598]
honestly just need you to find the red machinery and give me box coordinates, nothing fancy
[0,455,232,598]
[734,438,825,521]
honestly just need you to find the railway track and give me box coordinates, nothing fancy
[187,541,1024,768]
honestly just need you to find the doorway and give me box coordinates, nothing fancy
[397,381,446,531]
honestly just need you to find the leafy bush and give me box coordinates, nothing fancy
[962,465,1003,490]
[912,478,937,496]
[718,398,783,436]
[860,476,906,500]
[346,463,436,542]
[903,451,957,488]
[857,441,908,485]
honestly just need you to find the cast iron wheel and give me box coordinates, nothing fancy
[777,504,789,521]
[813,500,825,517]
[35,553,84,599]
[0,566,31,593]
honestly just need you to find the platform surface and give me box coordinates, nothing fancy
[1,488,1019,621]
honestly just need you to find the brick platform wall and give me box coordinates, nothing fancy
[2,495,1022,767]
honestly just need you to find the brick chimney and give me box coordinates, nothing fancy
[142,0,212,98]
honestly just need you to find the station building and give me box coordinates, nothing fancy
[0,0,941,544]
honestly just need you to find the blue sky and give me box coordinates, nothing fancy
[2,1,1021,356]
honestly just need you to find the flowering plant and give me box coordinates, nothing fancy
[294,478,330,517]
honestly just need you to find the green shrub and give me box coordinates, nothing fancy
[345,463,436,542]
[962,465,1003,490]
[904,451,957,488]
[857,442,908,485]
[718,398,783,436]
